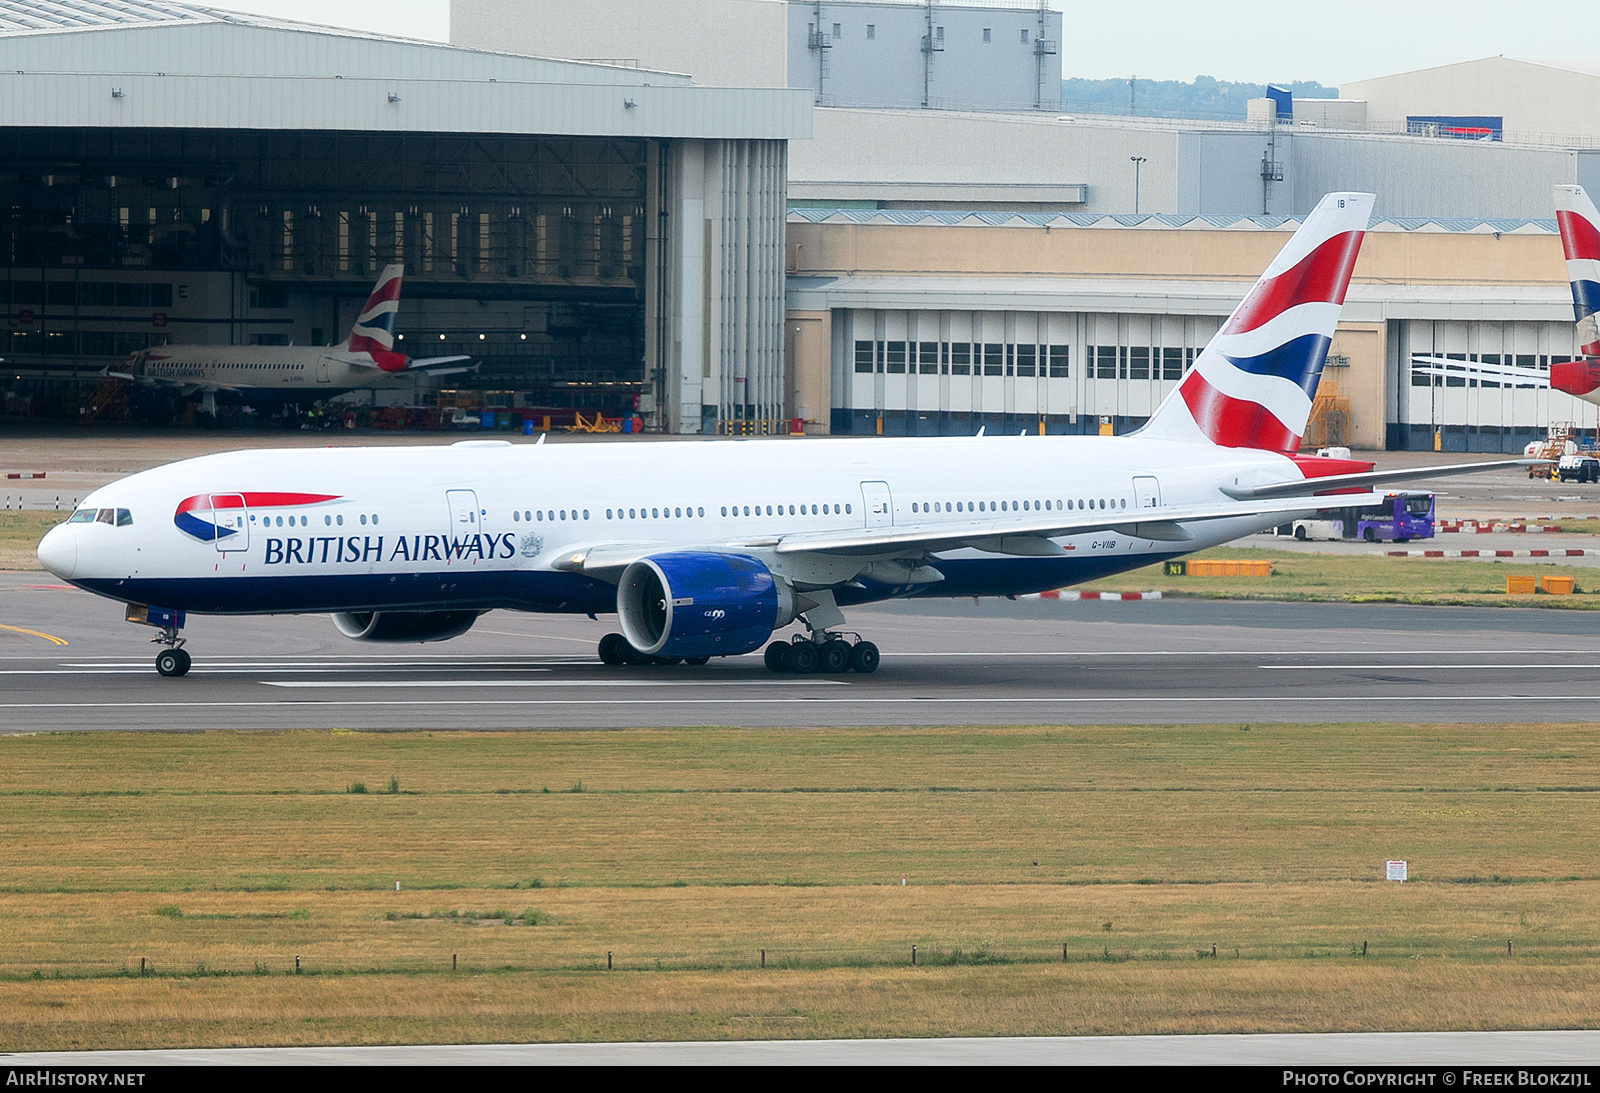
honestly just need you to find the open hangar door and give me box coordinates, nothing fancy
[1,128,650,423]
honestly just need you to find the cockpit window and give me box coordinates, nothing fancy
[116,509,133,526]
[96,508,115,525]
[66,508,96,524]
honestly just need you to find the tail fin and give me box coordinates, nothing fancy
[1140,192,1374,452]
[1553,185,1600,358]
[342,263,405,355]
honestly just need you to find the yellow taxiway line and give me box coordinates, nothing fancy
[0,624,67,646]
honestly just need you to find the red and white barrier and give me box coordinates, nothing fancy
[1385,548,1600,558]
[1438,522,1561,533]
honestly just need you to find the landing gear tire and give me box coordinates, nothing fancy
[849,641,880,674]
[598,632,631,665]
[782,641,819,674]
[818,639,853,674]
[765,641,789,672]
[155,649,190,678]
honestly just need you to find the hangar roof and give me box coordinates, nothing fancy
[788,209,1559,235]
[0,0,811,139]
[786,274,1572,324]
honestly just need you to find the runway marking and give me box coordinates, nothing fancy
[0,624,67,646]
[1260,663,1600,670]
[0,694,1579,711]
[260,679,850,689]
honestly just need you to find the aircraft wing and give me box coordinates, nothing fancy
[551,492,1384,581]
[1221,459,1533,500]
[347,355,474,371]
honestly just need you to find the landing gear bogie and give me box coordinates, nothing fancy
[765,633,878,674]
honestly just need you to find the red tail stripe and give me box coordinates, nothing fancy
[362,278,403,308]
[1221,230,1365,335]
[1177,372,1299,452]
[1557,211,1600,263]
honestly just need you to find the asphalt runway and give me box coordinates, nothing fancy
[4,573,1599,730]
[7,1030,1600,1065]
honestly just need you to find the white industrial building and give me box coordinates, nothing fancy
[1341,57,1600,147]
[455,0,1062,112]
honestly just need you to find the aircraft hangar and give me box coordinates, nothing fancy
[0,0,809,433]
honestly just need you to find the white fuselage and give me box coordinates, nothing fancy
[38,434,1313,619]
[130,345,402,397]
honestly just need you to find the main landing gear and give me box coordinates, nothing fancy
[152,626,191,678]
[593,631,879,673]
[764,633,878,675]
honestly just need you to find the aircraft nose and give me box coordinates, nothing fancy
[36,524,78,580]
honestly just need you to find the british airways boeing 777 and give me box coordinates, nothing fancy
[108,263,473,411]
[36,193,1517,677]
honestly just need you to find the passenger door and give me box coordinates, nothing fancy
[446,490,480,534]
[860,481,894,528]
[208,493,248,552]
[1132,476,1161,511]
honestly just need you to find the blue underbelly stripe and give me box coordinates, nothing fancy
[71,553,1183,616]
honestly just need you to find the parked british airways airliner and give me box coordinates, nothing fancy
[108,263,473,411]
[1407,185,1600,402]
[36,193,1516,677]
[1550,184,1600,404]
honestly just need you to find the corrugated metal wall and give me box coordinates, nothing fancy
[718,139,787,424]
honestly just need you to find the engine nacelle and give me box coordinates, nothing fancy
[617,552,795,658]
[331,610,480,643]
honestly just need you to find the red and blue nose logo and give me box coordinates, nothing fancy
[174,492,340,542]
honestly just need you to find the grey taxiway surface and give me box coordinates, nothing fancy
[4,571,1599,731]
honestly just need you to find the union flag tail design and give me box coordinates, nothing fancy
[343,263,405,365]
[1140,192,1374,452]
[1554,185,1600,365]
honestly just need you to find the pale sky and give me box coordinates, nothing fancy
[211,1,1599,87]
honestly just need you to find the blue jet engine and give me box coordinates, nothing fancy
[617,553,796,659]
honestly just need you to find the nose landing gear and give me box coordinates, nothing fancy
[152,625,191,677]
[126,604,191,677]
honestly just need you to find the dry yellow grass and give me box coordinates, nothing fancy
[1082,545,1600,607]
[6,962,1600,1051]
[0,511,62,570]
[2,725,1599,1048]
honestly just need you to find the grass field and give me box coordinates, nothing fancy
[1080,545,1600,607]
[0,511,63,571]
[2,725,1599,1049]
